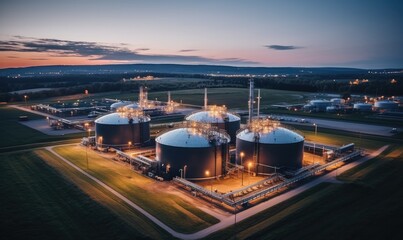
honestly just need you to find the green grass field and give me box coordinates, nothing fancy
[53,145,219,233]
[0,150,171,240]
[265,108,403,128]
[0,106,82,150]
[42,87,313,109]
[206,144,403,240]
[296,127,390,150]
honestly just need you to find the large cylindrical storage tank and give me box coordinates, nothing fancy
[236,125,304,175]
[185,106,240,143]
[110,101,132,112]
[374,100,398,110]
[156,127,230,180]
[95,112,150,148]
[353,103,373,112]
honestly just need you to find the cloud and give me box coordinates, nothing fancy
[265,45,303,50]
[0,36,258,65]
[135,48,150,51]
[179,49,198,53]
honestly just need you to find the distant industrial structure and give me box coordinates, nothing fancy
[300,95,401,114]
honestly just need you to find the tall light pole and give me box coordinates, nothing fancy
[313,143,316,164]
[184,165,187,179]
[234,202,237,239]
[24,95,27,107]
[240,152,244,186]
[313,123,317,136]
[87,129,91,169]
[205,170,212,193]
[248,162,252,176]
[86,143,88,169]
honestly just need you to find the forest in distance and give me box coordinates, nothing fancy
[0,64,402,102]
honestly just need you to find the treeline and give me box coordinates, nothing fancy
[0,72,401,102]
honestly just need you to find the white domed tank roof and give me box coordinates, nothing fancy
[95,112,150,125]
[186,111,240,123]
[110,101,132,110]
[156,127,230,148]
[237,127,304,144]
[186,105,240,123]
[124,103,139,109]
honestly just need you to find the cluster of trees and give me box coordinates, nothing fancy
[0,72,401,103]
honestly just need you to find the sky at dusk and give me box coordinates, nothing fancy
[0,0,402,69]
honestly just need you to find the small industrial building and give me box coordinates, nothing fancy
[303,100,332,112]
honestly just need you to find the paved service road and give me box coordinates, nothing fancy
[264,114,398,136]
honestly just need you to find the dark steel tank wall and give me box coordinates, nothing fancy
[235,138,256,166]
[139,122,150,144]
[224,120,240,143]
[210,120,240,143]
[156,143,228,179]
[95,122,150,146]
[236,138,304,174]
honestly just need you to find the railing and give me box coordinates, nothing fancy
[304,141,339,151]
[233,150,362,205]
[284,163,320,176]
[174,150,362,207]
[222,175,281,198]
[173,177,224,201]
[115,149,157,166]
